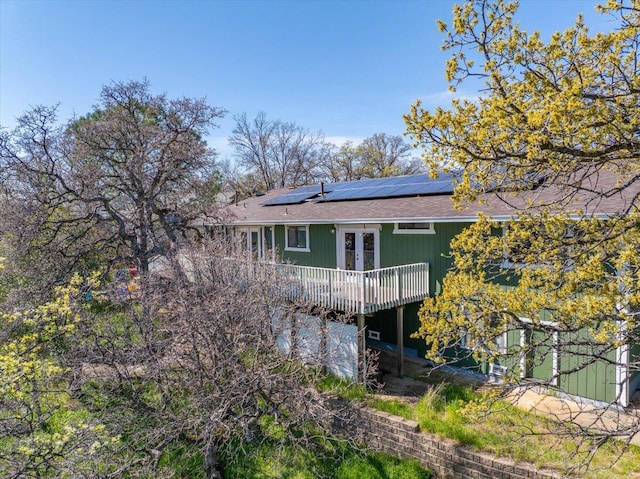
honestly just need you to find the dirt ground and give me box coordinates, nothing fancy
[372,350,484,404]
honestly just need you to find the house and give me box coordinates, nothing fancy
[220,172,640,407]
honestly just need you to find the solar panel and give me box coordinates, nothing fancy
[382,176,408,186]
[316,173,456,202]
[261,173,458,206]
[261,184,324,205]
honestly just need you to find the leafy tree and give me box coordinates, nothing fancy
[0,79,225,295]
[320,133,423,182]
[0,273,118,478]
[405,0,639,456]
[357,133,423,178]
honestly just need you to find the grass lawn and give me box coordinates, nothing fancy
[155,438,432,479]
[224,445,431,479]
[366,382,640,479]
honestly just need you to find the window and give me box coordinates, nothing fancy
[460,313,507,354]
[368,330,381,341]
[238,230,248,254]
[518,317,559,385]
[285,225,310,252]
[393,222,435,234]
[460,325,508,377]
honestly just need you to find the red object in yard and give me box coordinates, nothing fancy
[129,267,138,277]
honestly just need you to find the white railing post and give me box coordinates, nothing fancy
[359,271,366,314]
[281,262,429,314]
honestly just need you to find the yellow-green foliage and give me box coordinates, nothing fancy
[0,273,116,478]
[406,1,639,205]
[406,0,640,388]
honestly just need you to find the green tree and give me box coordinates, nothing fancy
[320,133,423,182]
[405,0,639,452]
[0,80,225,294]
[0,272,118,478]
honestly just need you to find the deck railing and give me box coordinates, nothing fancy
[282,263,429,314]
[173,254,429,314]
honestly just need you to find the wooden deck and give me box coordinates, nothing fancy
[282,263,430,314]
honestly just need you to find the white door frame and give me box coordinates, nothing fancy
[336,224,380,270]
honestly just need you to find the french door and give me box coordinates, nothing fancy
[238,226,274,261]
[338,226,379,271]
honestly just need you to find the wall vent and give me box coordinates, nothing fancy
[368,330,381,341]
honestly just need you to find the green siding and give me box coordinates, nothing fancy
[271,221,469,291]
[379,223,467,295]
[443,345,483,372]
[559,330,617,403]
[365,302,431,360]
[366,308,398,346]
[501,329,523,373]
[276,224,336,267]
[368,222,471,364]
[524,329,555,382]
[631,344,640,383]
[404,303,429,356]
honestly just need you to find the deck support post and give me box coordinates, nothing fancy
[357,313,366,384]
[396,305,404,376]
[320,311,328,374]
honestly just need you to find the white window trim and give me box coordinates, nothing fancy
[460,327,507,354]
[236,226,263,259]
[236,225,278,261]
[392,222,435,235]
[616,321,630,407]
[285,224,311,252]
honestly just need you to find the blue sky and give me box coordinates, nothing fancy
[0,0,614,160]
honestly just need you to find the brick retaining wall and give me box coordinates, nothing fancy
[335,403,561,479]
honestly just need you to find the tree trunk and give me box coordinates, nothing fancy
[204,442,224,479]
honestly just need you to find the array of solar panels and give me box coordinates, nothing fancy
[261,173,457,206]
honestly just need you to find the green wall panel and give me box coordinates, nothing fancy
[559,330,617,403]
[524,329,555,382]
[404,302,428,357]
[379,222,468,295]
[501,329,522,372]
[272,221,470,295]
[366,309,397,345]
[364,302,432,360]
[276,224,337,267]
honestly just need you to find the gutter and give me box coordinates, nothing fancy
[222,212,613,227]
